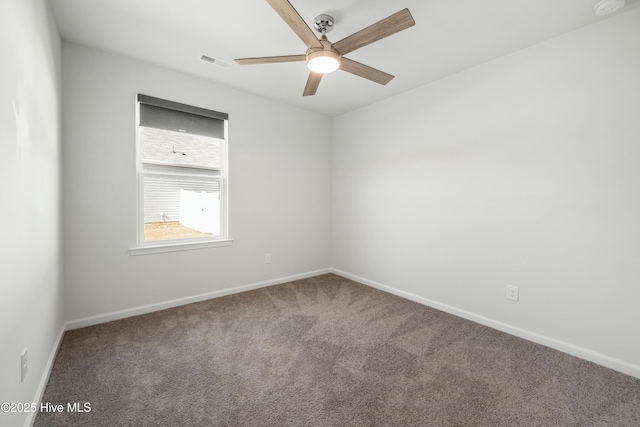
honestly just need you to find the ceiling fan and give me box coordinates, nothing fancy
[235,0,415,96]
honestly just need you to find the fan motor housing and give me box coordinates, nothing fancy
[306,36,340,62]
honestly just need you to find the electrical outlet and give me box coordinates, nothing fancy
[506,285,519,302]
[265,253,272,264]
[21,348,28,382]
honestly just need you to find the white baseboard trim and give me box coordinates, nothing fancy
[65,269,332,330]
[24,324,66,427]
[331,268,640,380]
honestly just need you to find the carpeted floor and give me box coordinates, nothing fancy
[35,274,640,426]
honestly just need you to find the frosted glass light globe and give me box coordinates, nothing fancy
[307,51,340,73]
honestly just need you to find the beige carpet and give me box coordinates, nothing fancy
[35,274,640,426]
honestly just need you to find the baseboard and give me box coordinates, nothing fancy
[65,269,332,330]
[331,268,640,380]
[24,324,66,427]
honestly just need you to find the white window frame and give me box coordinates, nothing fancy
[129,95,232,255]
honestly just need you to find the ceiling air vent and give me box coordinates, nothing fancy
[200,55,231,69]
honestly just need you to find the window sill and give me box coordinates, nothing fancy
[128,238,233,256]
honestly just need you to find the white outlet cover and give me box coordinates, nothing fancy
[21,348,28,382]
[507,286,519,302]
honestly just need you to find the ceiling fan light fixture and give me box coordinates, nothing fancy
[234,2,415,96]
[307,50,340,73]
[306,34,341,74]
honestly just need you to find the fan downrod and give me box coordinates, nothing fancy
[313,14,334,34]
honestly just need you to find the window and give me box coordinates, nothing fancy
[130,94,231,254]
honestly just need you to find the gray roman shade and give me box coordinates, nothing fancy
[138,94,228,139]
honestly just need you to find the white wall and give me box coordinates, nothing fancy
[0,1,63,426]
[2,9,636,423]
[332,8,640,375]
[62,43,332,321]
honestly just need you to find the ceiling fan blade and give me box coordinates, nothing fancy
[235,55,306,65]
[340,57,394,85]
[266,0,323,49]
[333,8,415,55]
[303,72,323,96]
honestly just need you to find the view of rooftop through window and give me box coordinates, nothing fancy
[140,127,221,170]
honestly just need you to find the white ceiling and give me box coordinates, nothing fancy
[49,0,639,117]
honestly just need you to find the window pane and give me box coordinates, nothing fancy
[136,95,228,246]
[143,175,221,241]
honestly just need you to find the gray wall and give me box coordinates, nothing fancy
[331,8,640,375]
[62,43,332,321]
[0,1,64,426]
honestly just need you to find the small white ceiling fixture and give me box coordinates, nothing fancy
[594,0,626,16]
